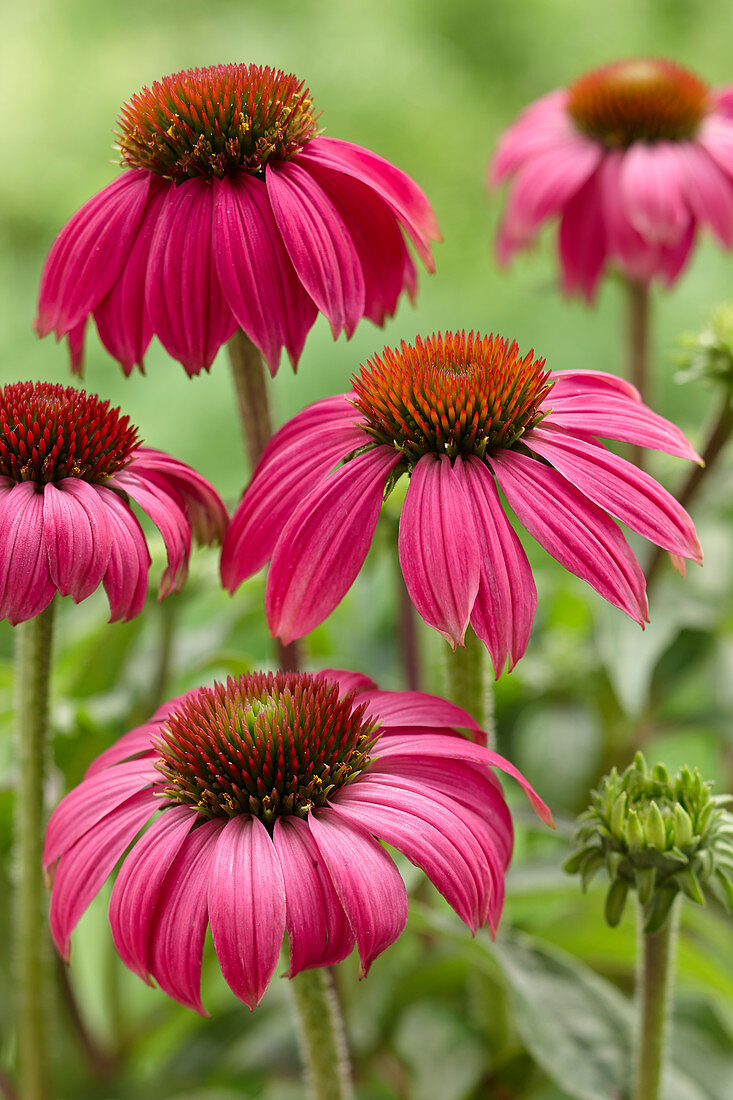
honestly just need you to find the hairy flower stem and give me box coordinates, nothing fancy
[13,601,56,1100]
[647,385,733,593]
[634,897,680,1100]
[289,966,354,1100]
[625,279,651,469]
[228,329,301,672]
[444,628,495,746]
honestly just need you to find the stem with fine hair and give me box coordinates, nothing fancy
[625,279,651,469]
[13,600,56,1100]
[443,627,495,746]
[633,897,680,1100]
[289,966,354,1100]
[647,384,733,593]
[227,328,302,672]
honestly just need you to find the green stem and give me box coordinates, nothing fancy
[13,601,56,1100]
[625,279,651,469]
[227,328,302,673]
[633,896,680,1100]
[146,592,178,714]
[289,967,354,1100]
[443,628,495,746]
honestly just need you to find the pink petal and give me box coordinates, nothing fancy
[358,688,482,732]
[147,816,225,1014]
[84,722,159,778]
[308,808,408,976]
[299,136,439,268]
[113,470,191,598]
[490,91,574,183]
[549,369,641,403]
[0,483,55,625]
[266,446,400,644]
[208,816,286,1010]
[454,456,537,677]
[619,142,689,245]
[266,161,366,338]
[146,177,237,375]
[43,480,112,603]
[95,486,151,622]
[272,816,354,976]
[526,425,701,562]
[93,176,169,375]
[558,168,607,299]
[697,114,733,181]
[213,174,318,373]
[492,449,648,626]
[49,788,158,960]
[599,150,657,281]
[109,806,198,982]
[36,171,151,338]
[398,453,480,649]
[317,668,379,695]
[673,141,733,246]
[545,394,701,461]
[127,449,229,546]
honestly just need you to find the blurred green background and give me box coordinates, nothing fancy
[1,0,733,1097]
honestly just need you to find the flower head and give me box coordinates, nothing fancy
[221,330,702,677]
[44,668,552,1012]
[565,752,733,932]
[0,381,228,625]
[490,58,733,298]
[36,63,439,378]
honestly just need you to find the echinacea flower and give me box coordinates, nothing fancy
[35,64,439,378]
[490,58,733,298]
[44,668,552,1011]
[221,331,702,676]
[0,381,228,624]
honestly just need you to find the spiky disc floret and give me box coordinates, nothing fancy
[565,753,733,932]
[156,673,378,827]
[117,64,320,180]
[567,59,709,146]
[0,382,140,485]
[351,331,552,466]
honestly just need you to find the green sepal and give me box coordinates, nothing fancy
[674,804,693,847]
[610,793,627,839]
[626,809,645,850]
[604,880,629,927]
[645,801,667,850]
[714,868,733,909]
[643,887,679,934]
[563,844,599,876]
[606,850,623,882]
[580,850,605,890]
[635,866,656,906]
[680,868,705,905]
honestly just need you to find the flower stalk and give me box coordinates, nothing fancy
[289,966,354,1100]
[634,896,680,1100]
[626,279,651,466]
[444,628,495,746]
[13,600,56,1100]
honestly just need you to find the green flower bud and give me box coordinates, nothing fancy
[676,302,733,388]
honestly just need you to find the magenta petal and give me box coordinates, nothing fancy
[266,446,400,644]
[127,449,229,546]
[549,369,641,403]
[49,788,158,960]
[36,171,151,338]
[317,668,379,695]
[109,806,198,982]
[558,169,607,300]
[545,394,701,462]
[84,723,159,778]
[213,174,318,373]
[113,470,191,597]
[95,486,151,622]
[358,688,482,732]
[273,816,354,976]
[43,480,111,602]
[455,456,537,677]
[266,161,366,338]
[146,177,237,375]
[208,816,286,1009]
[492,449,648,626]
[619,142,688,245]
[147,817,225,1015]
[0,483,55,625]
[490,92,574,183]
[673,142,733,246]
[526,425,702,562]
[398,453,480,649]
[308,808,408,976]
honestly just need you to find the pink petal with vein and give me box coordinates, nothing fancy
[127,448,229,546]
[358,688,482,732]
[317,668,379,695]
[95,486,151,621]
[549,370,641,403]
[113,470,191,597]
[84,723,159,778]
[43,480,112,602]
[673,141,733,245]
[619,142,689,245]
[545,394,701,461]
[558,169,607,299]
[0,483,55,624]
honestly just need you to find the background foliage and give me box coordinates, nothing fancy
[1,0,732,1096]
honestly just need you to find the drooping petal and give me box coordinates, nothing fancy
[126,449,229,546]
[599,150,658,281]
[490,91,574,183]
[95,486,151,622]
[266,160,366,338]
[697,114,733,181]
[36,171,151,338]
[558,168,607,299]
[526,425,702,562]
[544,393,701,461]
[42,479,112,602]
[112,470,191,598]
[84,723,159,778]
[308,808,408,976]
[619,142,689,245]
[109,805,197,982]
[146,177,237,375]
[454,456,537,677]
[492,449,648,626]
[673,141,733,246]
[548,369,641,403]
[398,453,480,649]
[49,788,158,959]
[147,816,225,1015]
[213,174,318,372]
[266,446,401,644]
[208,815,286,1010]
[273,816,354,976]
[0,483,55,625]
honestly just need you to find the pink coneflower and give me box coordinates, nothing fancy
[221,331,702,677]
[35,64,439,378]
[490,58,733,298]
[44,669,551,1011]
[0,381,228,625]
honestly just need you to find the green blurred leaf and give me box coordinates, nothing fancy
[393,1002,486,1100]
